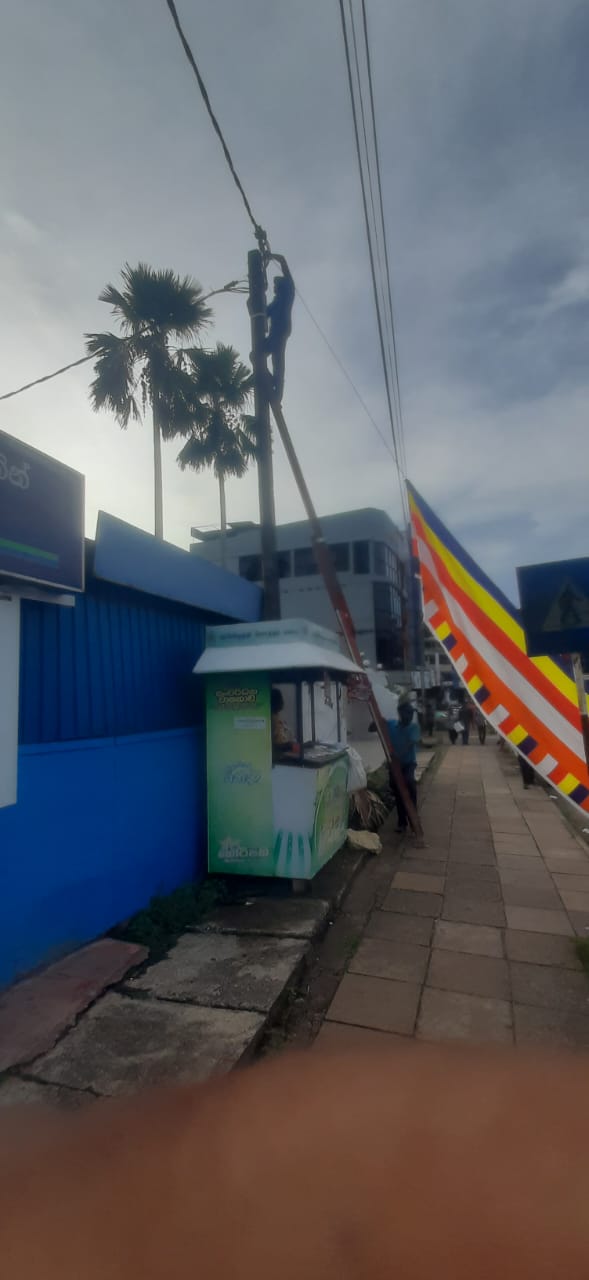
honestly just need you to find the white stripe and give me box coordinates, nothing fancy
[487,703,509,728]
[455,655,468,675]
[534,754,559,779]
[424,598,438,621]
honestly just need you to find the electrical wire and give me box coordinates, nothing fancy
[347,0,408,504]
[338,0,408,526]
[163,0,269,252]
[0,281,246,404]
[360,0,408,481]
[295,287,399,465]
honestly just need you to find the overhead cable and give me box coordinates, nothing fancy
[163,0,269,251]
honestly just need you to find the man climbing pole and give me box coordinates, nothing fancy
[265,254,295,401]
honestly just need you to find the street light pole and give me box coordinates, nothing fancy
[247,248,280,620]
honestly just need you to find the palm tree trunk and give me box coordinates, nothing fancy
[218,471,227,570]
[152,404,163,539]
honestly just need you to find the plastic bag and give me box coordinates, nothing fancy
[345,746,368,793]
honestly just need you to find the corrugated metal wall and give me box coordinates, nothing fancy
[19,581,206,744]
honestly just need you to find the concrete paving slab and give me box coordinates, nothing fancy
[427,950,511,1000]
[364,912,433,946]
[326,972,420,1034]
[314,1022,407,1051]
[433,920,504,958]
[510,962,589,1013]
[192,897,329,940]
[505,929,582,969]
[502,884,562,910]
[27,993,264,1095]
[513,1003,589,1049]
[391,871,445,894]
[442,897,506,928]
[504,906,573,936]
[0,1077,91,1109]
[0,939,148,1072]
[350,938,429,984]
[381,889,443,918]
[129,933,308,1013]
[417,989,513,1044]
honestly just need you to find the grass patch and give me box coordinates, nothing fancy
[574,937,589,973]
[113,879,228,961]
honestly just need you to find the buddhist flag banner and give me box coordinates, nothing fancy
[408,482,589,814]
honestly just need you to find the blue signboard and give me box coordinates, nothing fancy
[517,558,589,657]
[0,430,84,591]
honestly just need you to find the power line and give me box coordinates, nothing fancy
[0,281,246,404]
[295,287,399,465]
[338,0,408,525]
[163,0,269,252]
[347,0,408,498]
[360,0,408,480]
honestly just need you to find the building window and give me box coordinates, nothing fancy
[353,540,370,574]
[239,554,262,582]
[278,551,291,579]
[373,582,404,670]
[294,547,317,576]
[374,541,395,578]
[329,543,350,573]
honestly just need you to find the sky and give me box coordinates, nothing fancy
[1,0,588,602]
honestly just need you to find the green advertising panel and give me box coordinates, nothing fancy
[206,674,274,875]
[312,757,350,872]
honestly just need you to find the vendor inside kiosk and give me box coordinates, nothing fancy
[194,619,364,881]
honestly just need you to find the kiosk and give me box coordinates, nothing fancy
[194,619,364,880]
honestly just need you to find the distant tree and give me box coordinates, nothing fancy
[177,344,257,568]
[85,262,212,539]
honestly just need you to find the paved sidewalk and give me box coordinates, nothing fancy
[319,744,589,1049]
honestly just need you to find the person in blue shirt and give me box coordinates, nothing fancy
[387,699,421,833]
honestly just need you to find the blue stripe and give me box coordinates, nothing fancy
[570,784,589,805]
[475,686,490,704]
[519,735,537,756]
[443,634,457,651]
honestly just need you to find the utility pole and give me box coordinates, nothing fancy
[247,248,280,620]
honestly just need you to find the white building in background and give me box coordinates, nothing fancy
[190,507,416,670]
[423,627,455,686]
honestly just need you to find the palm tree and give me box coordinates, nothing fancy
[177,344,257,568]
[85,262,212,539]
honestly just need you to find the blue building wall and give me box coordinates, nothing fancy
[0,520,263,987]
[19,583,205,744]
[0,729,202,987]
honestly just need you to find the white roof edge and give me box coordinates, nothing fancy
[194,640,363,676]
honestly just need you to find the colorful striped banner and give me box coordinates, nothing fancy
[408,482,589,814]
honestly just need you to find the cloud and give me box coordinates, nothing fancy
[0,0,587,607]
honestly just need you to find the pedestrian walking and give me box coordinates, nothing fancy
[387,698,420,833]
[476,708,487,745]
[460,701,475,746]
[448,704,460,745]
[518,755,535,789]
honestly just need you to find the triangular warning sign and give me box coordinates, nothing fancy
[542,579,589,631]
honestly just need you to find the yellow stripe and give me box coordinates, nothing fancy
[559,773,579,796]
[508,725,527,746]
[412,500,577,707]
[467,675,483,695]
[436,620,451,641]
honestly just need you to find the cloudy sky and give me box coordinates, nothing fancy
[1,0,588,601]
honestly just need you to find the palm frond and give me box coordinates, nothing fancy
[85,331,139,426]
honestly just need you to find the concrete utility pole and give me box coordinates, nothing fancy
[247,248,280,620]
